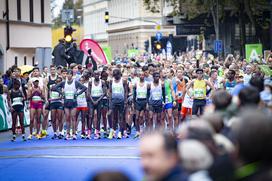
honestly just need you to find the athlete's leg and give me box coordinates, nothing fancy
[29,109,35,135]
[51,109,57,133]
[18,111,25,135]
[71,108,77,135]
[64,108,71,136]
[11,111,18,135]
[36,109,42,135]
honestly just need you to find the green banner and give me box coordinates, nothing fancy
[245,44,263,63]
[102,46,112,64]
[259,65,272,76]
[0,95,30,131]
[128,49,139,58]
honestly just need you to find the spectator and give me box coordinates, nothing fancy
[231,108,272,181]
[140,131,188,181]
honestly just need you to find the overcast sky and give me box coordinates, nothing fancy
[52,0,65,18]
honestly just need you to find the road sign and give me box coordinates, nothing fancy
[166,41,172,55]
[61,9,74,23]
[245,44,263,63]
[156,32,163,41]
[214,40,223,53]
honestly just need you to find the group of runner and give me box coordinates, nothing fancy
[4,52,272,142]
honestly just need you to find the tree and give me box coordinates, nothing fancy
[143,0,271,56]
[51,0,83,28]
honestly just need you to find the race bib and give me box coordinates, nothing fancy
[194,89,204,98]
[12,97,23,106]
[91,89,103,97]
[32,96,42,101]
[50,91,59,99]
[65,91,75,100]
[153,92,161,100]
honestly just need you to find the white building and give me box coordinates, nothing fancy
[83,0,176,57]
[0,0,51,73]
[83,0,109,47]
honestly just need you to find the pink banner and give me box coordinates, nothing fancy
[79,39,107,65]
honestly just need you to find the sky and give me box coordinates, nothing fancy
[52,0,65,18]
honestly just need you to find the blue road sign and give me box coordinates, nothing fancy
[156,32,163,41]
[166,41,172,55]
[214,40,223,53]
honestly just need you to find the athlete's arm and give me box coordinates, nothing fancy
[75,81,87,96]
[133,84,137,103]
[96,80,107,103]
[27,87,33,100]
[123,80,128,104]
[186,80,194,93]
[52,81,65,96]
[206,80,215,90]
[87,80,92,103]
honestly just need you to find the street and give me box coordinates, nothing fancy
[0,129,143,181]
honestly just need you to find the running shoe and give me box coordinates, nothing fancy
[94,133,100,140]
[22,135,27,141]
[51,134,58,140]
[108,129,114,139]
[27,134,33,140]
[58,134,64,139]
[123,131,129,138]
[103,132,109,138]
[100,127,105,133]
[81,134,85,139]
[133,132,140,139]
[65,134,71,140]
[36,134,42,140]
[117,132,122,139]
[72,134,77,140]
[86,134,91,139]
[41,130,47,138]
[11,135,16,142]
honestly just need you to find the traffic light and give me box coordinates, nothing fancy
[64,25,76,43]
[144,40,149,52]
[104,11,109,23]
[154,41,162,52]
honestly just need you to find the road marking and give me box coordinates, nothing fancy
[0,155,140,159]
[0,145,138,152]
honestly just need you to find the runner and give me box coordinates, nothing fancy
[76,76,89,139]
[108,68,128,139]
[53,70,87,140]
[100,70,110,138]
[27,78,45,139]
[133,71,150,138]
[223,69,237,95]
[161,69,176,131]
[8,79,26,141]
[148,72,165,130]
[186,68,214,117]
[174,69,186,126]
[48,76,64,139]
[88,70,106,139]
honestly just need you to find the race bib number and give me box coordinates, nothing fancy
[50,91,59,99]
[32,96,42,101]
[65,91,75,99]
[194,89,204,98]
[12,97,23,105]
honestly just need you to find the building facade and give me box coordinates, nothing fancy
[83,0,176,58]
[83,0,109,47]
[0,0,51,73]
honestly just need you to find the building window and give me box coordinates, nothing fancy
[15,56,18,66]
[17,0,21,20]
[32,56,35,66]
[24,56,27,65]
[41,0,44,23]
[29,0,33,22]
